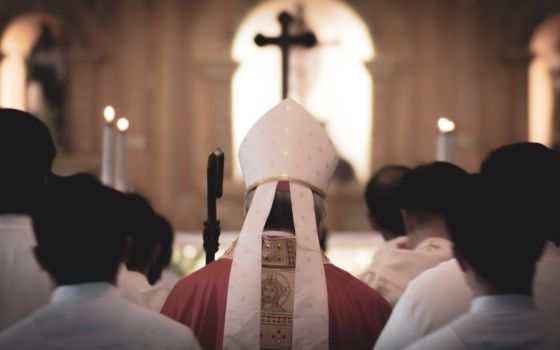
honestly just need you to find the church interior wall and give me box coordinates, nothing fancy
[0,0,557,231]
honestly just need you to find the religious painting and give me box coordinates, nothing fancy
[261,237,296,350]
[261,272,291,313]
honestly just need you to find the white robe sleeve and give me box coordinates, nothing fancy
[403,325,465,350]
[374,259,471,350]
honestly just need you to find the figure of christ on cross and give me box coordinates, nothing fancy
[255,11,317,99]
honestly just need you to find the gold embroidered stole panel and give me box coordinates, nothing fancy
[222,236,329,350]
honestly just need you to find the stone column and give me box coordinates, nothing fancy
[200,58,238,179]
[198,58,243,229]
[66,47,103,154]
[502,47,533,142]
[366,56,401,170]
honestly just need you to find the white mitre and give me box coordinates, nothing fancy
[223,98,338,350]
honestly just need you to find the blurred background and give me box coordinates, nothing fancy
[1,0,559,276]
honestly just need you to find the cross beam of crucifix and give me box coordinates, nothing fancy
[254,11,317,99]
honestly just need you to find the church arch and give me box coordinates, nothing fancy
[500,2,560,146]
[0,13,65,143]
[0,4,104,156]
[231,0,375,181]
[528,13,560,147]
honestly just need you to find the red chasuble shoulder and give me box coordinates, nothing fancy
[161,259,230,350]
[161,259,391,350]
[324,264,392,350]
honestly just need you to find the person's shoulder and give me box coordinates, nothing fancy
[0,313,42,349]
[191,258,232,277]
[173,258,232,291]
[325,263,369,288]
[325,264,390,308]
[404,324,465,350]
[536,242,560,273]
[125,301,200,345]
[0,215,35,242]
[407,258,460,291]
[398,258,468,317]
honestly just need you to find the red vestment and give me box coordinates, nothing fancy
[161,256,391,350]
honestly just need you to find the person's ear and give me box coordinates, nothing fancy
[33,246,46,271]
[149,243,162,264]
[122,236,132,263]
[453,246,469,273]
[401,209,413,234]
[317,211,327,241]
[367,212,380,231]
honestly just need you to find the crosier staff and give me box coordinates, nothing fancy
[203,149,224,264]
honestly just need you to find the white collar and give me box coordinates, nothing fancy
[51,282,119,304]
[126,270,160,292]
[470,294,535,314]
[0,214,32,229]
[262,230,295,238]
[415,237,452,251]
[543,241,559,256]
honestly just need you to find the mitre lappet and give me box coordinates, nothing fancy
[223,98,339,349]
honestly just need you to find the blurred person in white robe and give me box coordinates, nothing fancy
[363,165,411,242]
[118,193,170,311]
[361,162,465,306]
[360,165,409,297]
[0,108,55,331]
[406,173,559,349]
[147,214,178,288]
[375,143,560,350]
[0,174,200,350]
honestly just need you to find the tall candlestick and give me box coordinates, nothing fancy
[101,106,115,185]
[436,117,455,162]
[115,117,129,192]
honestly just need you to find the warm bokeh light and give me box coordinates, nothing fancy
[103,106,116,123]
[181,244,198,259]
[116,117,130,132]
[231,0,374,180]
[437,117,455,133]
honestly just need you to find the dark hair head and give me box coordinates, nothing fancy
[446,174,546,288]
[31,173,127,285]
[122,193,158,272]
[398,162,468,225]
[147,214,175,284]
[0,108,56,212]
[365,165,411,235]
[244,189,326,233]
[480,142,560,245]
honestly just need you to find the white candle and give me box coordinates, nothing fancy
[115,117,129,192]
[436,117,455,162]
[101,106,115,185]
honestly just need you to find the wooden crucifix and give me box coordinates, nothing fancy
[255,11,317,99]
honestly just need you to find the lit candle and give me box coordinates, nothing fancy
[436,117,455,162]
[115,117,129,192]
[101,106,115,185]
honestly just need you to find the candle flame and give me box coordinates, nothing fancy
[438,117,455,133]
[116,117,129,132]
[103,106,115,123]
